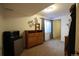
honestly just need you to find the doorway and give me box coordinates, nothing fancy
[53,20,61,40]
[43,19,61,41]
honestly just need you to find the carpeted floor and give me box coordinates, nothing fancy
[21,40,64,56]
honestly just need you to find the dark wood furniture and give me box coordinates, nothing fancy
[66,4,76,56]
[65,36,69,56]
[24,30,43,48]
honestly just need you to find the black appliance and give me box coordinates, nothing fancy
[13,31,20,39]
[2,31,20,56]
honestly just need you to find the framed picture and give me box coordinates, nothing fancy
[35,23,40,30]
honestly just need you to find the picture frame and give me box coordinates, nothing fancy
[35,23,40,30]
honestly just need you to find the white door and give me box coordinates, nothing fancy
[44,20,51,41]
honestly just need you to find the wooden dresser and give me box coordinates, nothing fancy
[24,30,44,48]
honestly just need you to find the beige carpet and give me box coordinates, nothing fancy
[21,40,64,56]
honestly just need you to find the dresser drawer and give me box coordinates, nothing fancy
[28,32,42,37]
[24,30,43,48]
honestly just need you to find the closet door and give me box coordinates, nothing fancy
[53,20,61,40]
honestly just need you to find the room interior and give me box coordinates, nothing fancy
[0,3,78,56]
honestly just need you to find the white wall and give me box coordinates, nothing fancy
[4,14,43,35]
[0,4,4,56]
[54,15,71,41]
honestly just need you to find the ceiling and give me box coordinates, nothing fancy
[2,3,53,17]
[39,3,73,19]
[1,3,74,19]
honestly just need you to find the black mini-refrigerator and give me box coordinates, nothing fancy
[2,31,20,56]
[2,31,14,56]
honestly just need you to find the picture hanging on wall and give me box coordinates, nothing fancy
[35,23,40,30]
